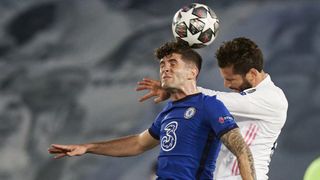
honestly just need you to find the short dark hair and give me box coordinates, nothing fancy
[155,41,202,74]
[216,37,263,75]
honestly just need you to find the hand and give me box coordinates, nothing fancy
[136,78,170,103]
[48,144,87,159]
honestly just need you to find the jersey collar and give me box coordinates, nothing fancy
[171,93,202,104]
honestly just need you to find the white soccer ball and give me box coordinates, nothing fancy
[172,3,220,48]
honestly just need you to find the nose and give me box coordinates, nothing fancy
[161,64,170,73]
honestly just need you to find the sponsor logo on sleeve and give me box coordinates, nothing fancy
[240,88,256,95]
[246,89,256,94]
[218,116,234,124]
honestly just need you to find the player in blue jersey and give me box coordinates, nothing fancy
[48,41,256,180]
[136,37,288,180]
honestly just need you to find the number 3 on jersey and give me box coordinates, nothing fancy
[161,121,178,152]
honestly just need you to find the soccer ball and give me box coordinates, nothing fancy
[172,3,219,48]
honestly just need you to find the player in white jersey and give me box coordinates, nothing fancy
[136,37,288,180]
[199,75,287,180]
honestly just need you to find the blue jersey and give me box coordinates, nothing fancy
[148,93,238,180]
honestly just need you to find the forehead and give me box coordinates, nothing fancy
[220,66,238,77]
[160,53,183,63]
[220,66,233,73]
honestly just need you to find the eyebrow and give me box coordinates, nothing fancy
[225,77,234,81]
[159,58,178,64]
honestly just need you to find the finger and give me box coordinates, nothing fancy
[48,147,68,153]
[154,97,163,104]
[144,78,161,85]
[137,81,152,86]
[54,153,67,159]
[51,144,72,151]
[141,78,161,86]
[48,148,64,154]
[136,85,151,91]
[137,79,160,88]
[142,78,154,82]
[67,151,82,157]
[139,92,156,102]
[67,152,75,156]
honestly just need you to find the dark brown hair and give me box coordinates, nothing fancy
[155,41,202,73]
[216,37,263,75]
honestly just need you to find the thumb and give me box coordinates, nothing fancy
[154,97,162,104]
[66,151,78,157]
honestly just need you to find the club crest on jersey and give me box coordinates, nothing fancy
[184,107,196,119]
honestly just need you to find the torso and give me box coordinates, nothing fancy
[149,93,238,180]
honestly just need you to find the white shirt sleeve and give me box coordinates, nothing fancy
[198,86,258,120]
[197,86,218,96]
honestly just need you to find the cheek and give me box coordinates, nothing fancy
[236,79,244,85]
[175,73,184,81]
[174,69,185,77]
[232,79,243,87]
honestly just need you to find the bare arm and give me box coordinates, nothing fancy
[220,128,256,180]
[48,130,159,159]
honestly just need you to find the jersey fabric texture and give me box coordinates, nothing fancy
[148,93,238,180]
[199,74,288,180]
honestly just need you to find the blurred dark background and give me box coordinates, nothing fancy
[0,0,319,179]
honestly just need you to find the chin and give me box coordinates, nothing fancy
[162,84,171,89]
[162,83,176,90]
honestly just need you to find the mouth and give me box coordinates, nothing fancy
[162,75,172,80]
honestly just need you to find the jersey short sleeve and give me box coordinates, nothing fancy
[148,112,164,140]
[204,97,238,138]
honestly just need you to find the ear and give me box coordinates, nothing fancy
[186,64,198,80]
[189,65,198,80]
[246,68,258,82]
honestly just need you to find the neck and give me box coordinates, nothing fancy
[253,70,267,87]
[168,81,199,101]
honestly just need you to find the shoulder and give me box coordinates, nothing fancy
[259,75,287,100]
[263,85,288,110]
[156,102,172,118]
[248,82,288,110]
[201,93,219,105]
[201,94,228,111]
[198,86,218,96]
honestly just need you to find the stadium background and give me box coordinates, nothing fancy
[0,0,319,179]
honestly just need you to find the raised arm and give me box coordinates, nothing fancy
[48,130,159,159]
[136,79,219,104]
[220,128,256,180]
[136,78,170,103]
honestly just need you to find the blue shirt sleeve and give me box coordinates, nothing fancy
[204,96,238,138]
[148,112,163,140]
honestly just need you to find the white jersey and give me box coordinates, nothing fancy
[199,75,288,180]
